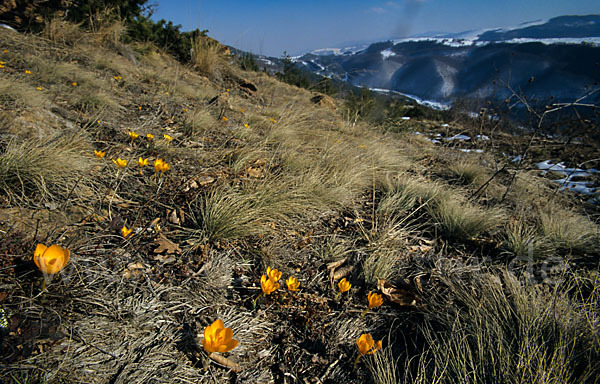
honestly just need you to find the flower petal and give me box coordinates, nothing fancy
[218,327,233,343]
[33,244,47,269]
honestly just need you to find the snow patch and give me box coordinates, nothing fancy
[369,88,450,110]
[381,48,396,59]
[536,160,600,199]
[445,134,471,141]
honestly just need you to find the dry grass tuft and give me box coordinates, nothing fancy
[428,197,504,241]
[398,267,600,383]
[448,159,488,186]
[182,108,219,137]
[0,80,46,109]
[366,345,399,384]
[191,37,225,75]
[186,188,266,243]
[377,176,445,219]
[0,133,96,204]
[363,244,399,285]
[502,217,550,259]
[43,18,85,45]
[538,204,599,255]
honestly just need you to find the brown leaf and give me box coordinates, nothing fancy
[209,353,242,372]
[178,208,185,224]
[332,265,354,281]
[123,262,146,279]
[326,257,348,271]
[153,235,182,255]
[168,209,180,225]
[246,166,263,178]
[197,175,215,186]
[377,278,419,308]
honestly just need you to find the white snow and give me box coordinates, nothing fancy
[445,134,471,141]
[0,24,16,31]
[535,160,597,177]
[554,179,600,195]
[511,155,523,164]
[503,37,600,46]
[536,160,600,198]
[381,48,396,59]
[476,134,490,141]
[310,60,325,71]
[369,88,450,110]
[435,60,457,97]
[311,45,368,56]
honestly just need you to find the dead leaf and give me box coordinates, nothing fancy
[168,209,180,225]
[153,235,182,255]
[198,175,215,185]
[123,262,146,279]
[153,254,176,264]
[326,257,348,271]
[246,166,263,178]
[209,353,242,372]
[377,278,419,308]
[332,265,354,280]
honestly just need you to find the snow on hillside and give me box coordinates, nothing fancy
[381,48,396,59]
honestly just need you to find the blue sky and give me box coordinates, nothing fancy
[150,0,600,56]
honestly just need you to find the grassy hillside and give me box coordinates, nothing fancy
[1,22,599,384]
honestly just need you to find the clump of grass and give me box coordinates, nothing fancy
[74,90,121,111]
[186,188,265,243]
[185,177,333,243]
[191,37,225,75]
[88,19,126,47]
[366,345,398,384]
[538,205,599,255]
[314,234,353,262]
[182,108,218,137]
[398,268,600,383]
[0,81,46,108]
[0,133,96,204]
[502,217,550,259]
[428,197,504,241]
[43,18,84,45]
[377,176,444,219]
[363,244,398,285]
[448,159,487,186]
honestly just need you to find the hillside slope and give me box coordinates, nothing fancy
[1,23,599,384]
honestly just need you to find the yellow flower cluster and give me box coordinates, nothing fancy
[94,151,171,177]
[126,131,159,145]
[355,333,382,366]
[153,158,170,174]
[260,266,300,295]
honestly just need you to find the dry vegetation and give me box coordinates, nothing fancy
[0,22,599,384]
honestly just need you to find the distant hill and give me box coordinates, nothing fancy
[288,15,600,107]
